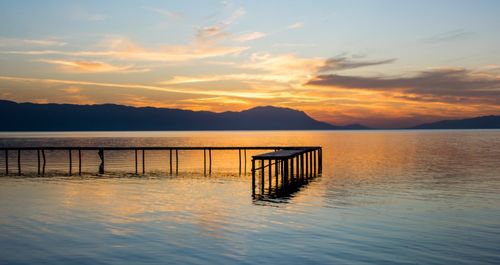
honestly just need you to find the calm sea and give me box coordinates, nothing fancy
[0,130,499,265]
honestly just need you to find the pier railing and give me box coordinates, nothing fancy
[251,147,322,198]
[0,146,322,178]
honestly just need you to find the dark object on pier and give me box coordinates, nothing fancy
[98,149,104,174]
[251,147,322,199]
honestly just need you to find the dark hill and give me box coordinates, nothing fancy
[0,100,367,131]
[411,115,500,129]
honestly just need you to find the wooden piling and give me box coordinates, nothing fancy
[305,152,309,178]
[275,159,279,187]
[313,149,317,176]
[169,149,173,175]
[239,149,242,175]
[301,154,304,179]
[208,149,211,175]
[175,149,179,175]
[286,158,290,184]
[281,159,285,186]
[251,159,255,196]
[42,149,46,175]
[203,149,206,176]
[135,149,138,174]
[268,160,272,191]
[295,156,300,180]
[260,160,264,193]
[319,148,322,174]
[142,149,145,174]
[37,149,40,175]
[244,149,247,175]
[310,150,313,178]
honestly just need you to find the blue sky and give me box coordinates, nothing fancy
[1,0,500,127]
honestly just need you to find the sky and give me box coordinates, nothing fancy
[1,0,500,128]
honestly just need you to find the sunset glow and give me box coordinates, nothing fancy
[1,1,500,127]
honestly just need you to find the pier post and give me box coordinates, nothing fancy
[251,159,255,196]
[268,160,272,192]
[261,160,265,194]
[239,149,242,175]
[142,149,145,174]
[281,159,285,186]
[310,150,313,178]
[306,151,309,178]
[244,149,247,175]
[319,148,322,174]
[204,149,206,176]
[4,149,7,175]
[300,154,304,179]
[283,159,290,186]
[37,149,40,175]
[42,149,46,175]
[290,157,294,183]
[17,149,21,176]
[98,149,104,174]
[78,149,82,175]
[208,149,212,175]
[169,149,173,175]
[314,149,318,176]
[135,149,138,174]
[69,149,72,176]
[275,159,279,187]
[176,149,179,175]
[295,156,300,181]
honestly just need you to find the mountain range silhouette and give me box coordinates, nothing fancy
[1,100,499,131]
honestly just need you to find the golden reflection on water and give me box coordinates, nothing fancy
[1,131,500,264]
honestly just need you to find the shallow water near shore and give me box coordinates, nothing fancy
[1,130,500,264]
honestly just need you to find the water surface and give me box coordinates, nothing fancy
[1,130,499,264]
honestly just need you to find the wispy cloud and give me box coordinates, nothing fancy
[0,38,67,47]
[424,29,473,43]
[2,36,248,62]
[142,6,181,20]
[234,32,266,42]
[1,5,251,64]
[38,59,149,73]
[318,56,396,73]
[0,75,276,99]
[288,22,304,29]
[222,7,246,26]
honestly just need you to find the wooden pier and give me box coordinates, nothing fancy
[251,147,322,198]
[0,146,322,179]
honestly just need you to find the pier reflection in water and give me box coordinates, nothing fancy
[251,147,322,200]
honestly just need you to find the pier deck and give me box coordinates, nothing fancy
[251,147,322,197]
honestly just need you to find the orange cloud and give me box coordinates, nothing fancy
[38,59,149,73]
[61,86,81,93]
